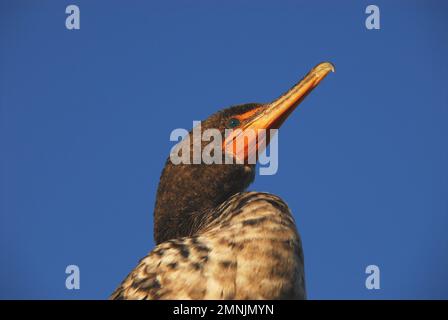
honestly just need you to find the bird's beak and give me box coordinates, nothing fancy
[224,62,335,162]
[246,62,334,130]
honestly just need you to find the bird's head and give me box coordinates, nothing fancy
[154,62,334,243]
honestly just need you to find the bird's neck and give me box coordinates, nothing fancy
[153,161,255,244]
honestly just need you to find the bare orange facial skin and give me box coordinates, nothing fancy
[223,62,335,163]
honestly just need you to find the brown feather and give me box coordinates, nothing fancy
[110,192,305,300]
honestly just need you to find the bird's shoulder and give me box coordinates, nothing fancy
[205,191,296,228]
[110,236,213,300]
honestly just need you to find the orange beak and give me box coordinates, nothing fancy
[223,62,335,162]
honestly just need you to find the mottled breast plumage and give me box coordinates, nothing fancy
[110,192,305,300]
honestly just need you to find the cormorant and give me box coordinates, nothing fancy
[110,62,334,300]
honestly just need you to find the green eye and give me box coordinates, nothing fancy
[227,118,241,128]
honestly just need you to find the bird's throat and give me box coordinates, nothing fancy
[153,160,255,244]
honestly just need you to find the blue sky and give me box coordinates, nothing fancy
[1,0,447,299]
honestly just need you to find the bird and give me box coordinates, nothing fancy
[110,62,334,300]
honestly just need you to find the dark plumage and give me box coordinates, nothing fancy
[110,62,334,300]
[153,103,261,244]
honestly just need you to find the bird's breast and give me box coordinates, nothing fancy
[111,192,305,300]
